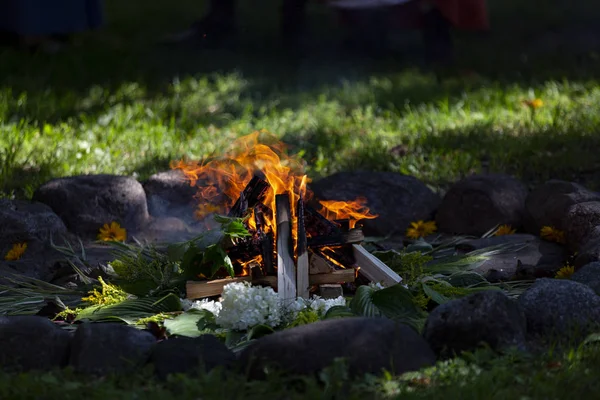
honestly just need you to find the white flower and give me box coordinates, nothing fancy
[368,281,385,290]
[216,282,282,330]
[308,295,347,316]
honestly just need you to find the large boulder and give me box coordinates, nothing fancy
[69,323,156,375]
[0,316,71,371]
[574,232,600,268]
[310,171,440,237]
[524,180,600,234]
[149,335,236,379]
[518,278,600,339]
[142,169,199,224]
[456,234,567,282]
[0,199,67,255]
[239,317,436,379]
[423,291,527,357]
[562,201,600,251]
[33,174,151,240]
[436,174,528,236]
[134,216,196,244]
[570,262,600,295]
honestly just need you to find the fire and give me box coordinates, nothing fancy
[172,131,377,240]
[318,197,378,229]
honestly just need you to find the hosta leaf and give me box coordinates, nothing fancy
[76,293,183,323]
[421,283,451,305]
[164,309,217,337]
[247,324,275,340]
[323,305,356,320]
[350,285,381,317]
[371,284,423,320]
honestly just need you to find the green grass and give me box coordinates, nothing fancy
[2,343,600,399]
[2,1,600,198]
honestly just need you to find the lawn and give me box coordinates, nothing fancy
[2,0,600,199]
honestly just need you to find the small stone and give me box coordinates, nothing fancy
[518,278,600,339]
[424,291,527,357]
[69,323,156,375]
[436,174,528,236]
[318,284,344,299]
[571,262,600,295]
[574,233,600,268]
[524,180,600,234]
[0,316,71,371]
[239,317,435,379]
[310,171,440,237]
[149,335,236,379]
[33,174,150,239]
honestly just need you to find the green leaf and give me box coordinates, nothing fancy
[180,244,205,280]
[203,244,235,278]
[350,285,381,317]
[444,271,488,287]
[422,283,451,305]
[371,284,424,321]
[247,324,275,340]
[164,309,217,337]
[405,240,434,253]
[323,305,356,320]
[167,242,189,263]
[117,279,160,297]
[75,293,183,323]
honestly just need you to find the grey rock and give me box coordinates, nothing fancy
[524,180,600,234]
[239,317,436,378]
[0,199,67,255]
[69,323,156,375]
[562,201,600,251]
[423,291,527,357]
[134,216,196,243]
[457,234,566,282]
[0,316,71,371]
[571,262,600,295]
[310,171,440,237]
[142,170,198,223]
[518,278,600,339]
[436,174,528,236]
[149,335,236,379]
[33,174,150,239]
[575,233,600,268]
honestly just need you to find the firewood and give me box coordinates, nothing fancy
[352,244,402,286]
[309,252,335,274]
[276,193,296,303]
[296,195,310,299]
[185,269,356,299]
[307,228,365,248]
[186,276,252,299]
[319,284,344,299]
[304,205,342,238]
[255,205,275,274]
[228,175,270,218]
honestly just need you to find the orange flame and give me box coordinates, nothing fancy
[318,197,378,229]
[172,131,377,242]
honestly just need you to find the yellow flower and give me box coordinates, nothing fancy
[406,220,437,239]
[4,243,27,261]
[540,226,566,244]
[523,98,544,109]
[555,264,575,279]
[97,221,127,242]
[494,224,516,236]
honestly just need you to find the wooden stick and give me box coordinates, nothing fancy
[276,193,296,303]
[296,195,310,299]
[185,269,356,299]
[352,244,402,286]
[186,276,252,299]
[307,228,365,248]
[309,252,335,274]
[228,175,270,218]
[254,205,275,275]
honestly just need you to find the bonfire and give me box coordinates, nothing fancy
[171,132,401,302]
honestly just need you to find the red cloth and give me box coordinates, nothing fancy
[334,0,490,32]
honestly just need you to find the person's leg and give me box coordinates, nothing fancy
[281,0,309,46]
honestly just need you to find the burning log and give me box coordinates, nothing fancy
[186,276,252,299]
[254,205,275,275]
[296,195,310,299]
[276,193,296,303]
[228,175,270,218]
[307,228,365,249]
[309,252,335,274]
[352,244,402,286]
